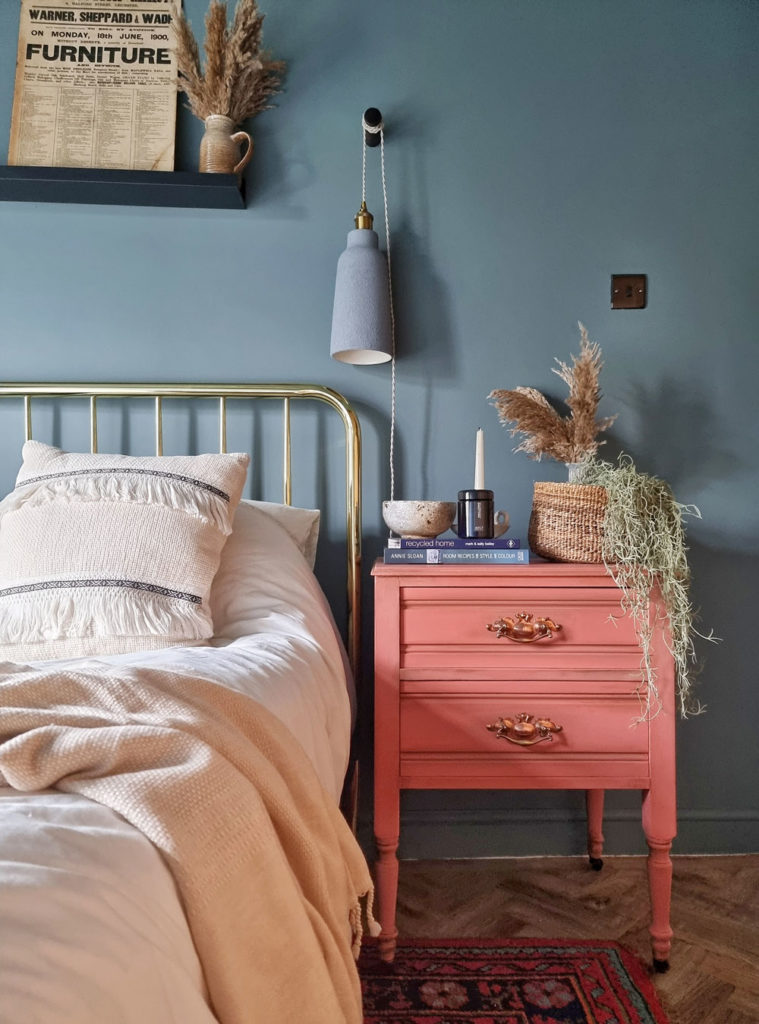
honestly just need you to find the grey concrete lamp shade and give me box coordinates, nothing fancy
[330,228,392,364]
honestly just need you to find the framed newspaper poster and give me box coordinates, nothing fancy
[8,0,177,171]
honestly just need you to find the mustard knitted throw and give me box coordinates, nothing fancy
[0,662,377,1024]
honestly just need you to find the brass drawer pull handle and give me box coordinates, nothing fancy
[486,713,563,746]
[485,611,562,643]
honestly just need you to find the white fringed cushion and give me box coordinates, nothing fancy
[0,441,249,662]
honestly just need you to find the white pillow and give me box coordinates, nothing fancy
[0,441,249,662]
[209,500,355,719]
[211,501,317,638]
[241,499,320,569]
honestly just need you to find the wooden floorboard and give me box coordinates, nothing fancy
[390,853,759,1024]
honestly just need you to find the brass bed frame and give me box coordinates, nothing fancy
[0,382,362,678]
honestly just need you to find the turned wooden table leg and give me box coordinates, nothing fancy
[641,594,677,971]
[645,834,674,970]
[374,832,399,961]
[585,789,605,870]
[373,575,403,963]
[642,762,676,970]
[374,720,400,962]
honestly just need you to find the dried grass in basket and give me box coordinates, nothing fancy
[528,481,607,563]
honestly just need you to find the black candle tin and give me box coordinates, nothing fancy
[457,489,495,538]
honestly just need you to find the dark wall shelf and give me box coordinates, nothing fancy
[0,166,245,209]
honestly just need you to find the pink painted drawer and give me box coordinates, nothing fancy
[399,694,648,757]
[400,586,640,673]
[401,586,637,646]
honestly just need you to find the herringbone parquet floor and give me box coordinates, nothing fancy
[391,854,759,1024]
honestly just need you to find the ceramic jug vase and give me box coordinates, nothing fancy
[199,115,253,176]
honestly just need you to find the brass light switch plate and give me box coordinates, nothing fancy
[611,274,647,309]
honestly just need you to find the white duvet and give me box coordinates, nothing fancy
[0,505,354,1024]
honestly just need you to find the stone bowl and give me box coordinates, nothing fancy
[382,499,456,539]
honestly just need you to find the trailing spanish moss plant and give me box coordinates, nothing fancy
[574,454,716,719]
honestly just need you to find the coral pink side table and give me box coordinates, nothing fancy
[372,560,676,970]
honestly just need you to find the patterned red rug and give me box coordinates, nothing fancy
[359,938,670,1023]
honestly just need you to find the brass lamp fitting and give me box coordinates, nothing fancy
[354,201,374,229]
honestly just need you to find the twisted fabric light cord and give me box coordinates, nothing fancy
[362,113,397,502]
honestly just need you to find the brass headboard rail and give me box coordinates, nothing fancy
[0,382,362,678]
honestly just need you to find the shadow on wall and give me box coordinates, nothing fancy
[389,219,458,499]
[620,376,742,494]
[529,375,744,505]
[675,542,758,785]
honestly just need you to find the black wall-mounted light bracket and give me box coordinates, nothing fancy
[363,107,383,147]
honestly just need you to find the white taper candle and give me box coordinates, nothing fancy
[474,428,485,489]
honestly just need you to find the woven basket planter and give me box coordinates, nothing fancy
[528,481,608,563]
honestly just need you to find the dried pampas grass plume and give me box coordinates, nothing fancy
[171,0,285,124]
[489,323,617,464]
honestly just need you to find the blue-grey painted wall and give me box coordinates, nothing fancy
[1,0,757,857]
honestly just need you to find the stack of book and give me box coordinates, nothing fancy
[383,537,529,564]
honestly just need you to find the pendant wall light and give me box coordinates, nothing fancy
[330,107,398,499]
